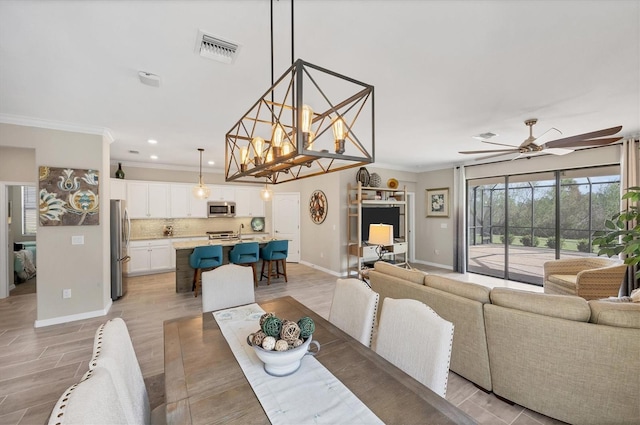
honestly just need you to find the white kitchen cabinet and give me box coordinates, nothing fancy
[110,178,127,200]
[127,181,170,218]
[210,185,236,202]
[170,184,207,218]
[234,187,265,217]
[128,239,172,275]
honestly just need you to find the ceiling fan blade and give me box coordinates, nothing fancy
[544,147,574,156]
[544,136,623,149]
[532,127,562,146]
[543,126,622,148]
[459,148,521,155]
[481,141,520,148]
[474,151,520,161]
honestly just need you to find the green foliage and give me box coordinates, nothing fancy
[592,187,640,278]
[500,234,515,245]
[546,237,564,249]
[520,235,539,247]
[577,239,591,253]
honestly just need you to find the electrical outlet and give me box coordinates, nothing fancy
[320,252,324,258]
[62,289,72,299]
[434,249,440,255]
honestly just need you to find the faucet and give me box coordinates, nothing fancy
[239,223,244,239]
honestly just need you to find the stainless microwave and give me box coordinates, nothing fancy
[207,201,236,217]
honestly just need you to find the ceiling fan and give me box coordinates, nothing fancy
[459,119,623,160]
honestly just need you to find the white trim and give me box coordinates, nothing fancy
[110,160,225,174]
[298,260,342,277]
[411,259,454,271]
[0,113,112,139]
[34,299,113,328]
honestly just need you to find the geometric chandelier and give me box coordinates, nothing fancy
[225,59,374,184]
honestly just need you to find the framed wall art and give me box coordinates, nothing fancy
[309,190,328,224]
[39,166,100,226]
[426,187,449,217]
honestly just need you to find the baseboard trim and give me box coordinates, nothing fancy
[34,299,113,328]
[411,259,454,271]
[298,260,343,278]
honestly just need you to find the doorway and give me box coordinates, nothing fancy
[1,183,37,298]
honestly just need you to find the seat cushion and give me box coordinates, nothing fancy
[547,274,577,289]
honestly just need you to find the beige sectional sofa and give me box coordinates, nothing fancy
[368,261,640,425]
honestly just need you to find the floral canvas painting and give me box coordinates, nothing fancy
[39,166,100,226]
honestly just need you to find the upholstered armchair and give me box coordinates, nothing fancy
[543,257,628,300]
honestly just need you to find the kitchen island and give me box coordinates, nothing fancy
[173,237,277,293]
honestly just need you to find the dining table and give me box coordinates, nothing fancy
[163,296,476,425]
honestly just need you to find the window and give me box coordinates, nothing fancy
[467,166,620,285]
[22,186,37,235]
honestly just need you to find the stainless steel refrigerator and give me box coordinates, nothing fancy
[110,199,130,300]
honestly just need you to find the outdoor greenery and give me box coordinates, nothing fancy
[592,187,640,277]
[470,177,620,253]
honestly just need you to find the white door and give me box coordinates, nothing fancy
[272,193,300,262]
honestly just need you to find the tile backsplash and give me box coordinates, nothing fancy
[130,217,268,239]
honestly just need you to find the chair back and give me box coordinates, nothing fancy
[48,367,128,425]
[375,297,454,398]
[90,318,150,424]
[329,278,379,347]
[201,263,256,312]
[229,242,259,264]
[260,240,288,261]
[189,245,223,269]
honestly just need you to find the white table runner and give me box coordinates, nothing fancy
[213,304,384,425]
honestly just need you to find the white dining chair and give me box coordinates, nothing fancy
[374,297,454,398]
[47,367,128,425]
[90,318,153,424]
[201,263,256,312]
[328,278,379,347]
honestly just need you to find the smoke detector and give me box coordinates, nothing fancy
[472,132,498,141]
[138,71,161,87]
[195,30,240,64]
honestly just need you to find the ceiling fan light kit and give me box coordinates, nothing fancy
[459,118,623,161]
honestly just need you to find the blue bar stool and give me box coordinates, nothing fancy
[229,242,260,287]
[259,240,288,285]
[189,245,223,297]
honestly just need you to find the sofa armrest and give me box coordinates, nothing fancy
[543,258,594,279]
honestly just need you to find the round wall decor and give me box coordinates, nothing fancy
[309,190,328,224]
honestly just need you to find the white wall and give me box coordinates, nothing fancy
[0,123,110,325]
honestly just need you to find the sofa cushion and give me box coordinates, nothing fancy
[425,275,491,304]
[588,300,640,329]
[373,261,426,285]
[490,288,590,322]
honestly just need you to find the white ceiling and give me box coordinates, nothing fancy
[1,1,639,174]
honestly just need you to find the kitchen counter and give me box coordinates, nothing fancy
[131,232,269,242]
[173,237,283,293]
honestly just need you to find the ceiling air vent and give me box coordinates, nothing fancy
[195,30,240,64]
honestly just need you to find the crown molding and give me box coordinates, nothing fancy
[0,113,113,141]
[109,160,225,174]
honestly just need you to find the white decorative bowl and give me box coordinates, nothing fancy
[247,334,320,376]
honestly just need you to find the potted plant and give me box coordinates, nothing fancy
[592,186,640,279]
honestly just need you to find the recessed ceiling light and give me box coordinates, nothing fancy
[150,155,158,160]
[208,160,215,165]
[148,139,158,144]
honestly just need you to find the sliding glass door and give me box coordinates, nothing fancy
[467,166,620,285]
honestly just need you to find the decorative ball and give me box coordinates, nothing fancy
[274,339,289,351]
[262,336,276,351]
[297,317,315,338]
[281,321,301,343]
[260,312,275,327]
[262,316,282,337]
[252,330,267,346]
[292,338,303,348]
[369,172,381,187]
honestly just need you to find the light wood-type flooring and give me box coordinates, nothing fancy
[0,263,566,425]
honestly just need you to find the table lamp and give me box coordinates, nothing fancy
[368,223,394,261]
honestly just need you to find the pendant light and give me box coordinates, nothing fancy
[193,148,211,199]
[260,180,273,201]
